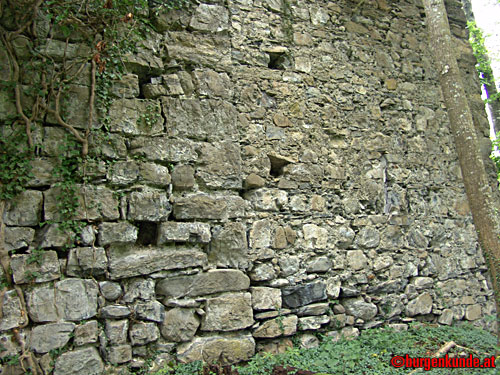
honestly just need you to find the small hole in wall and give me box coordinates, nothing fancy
[136,222,158,246]
[268,52,289,70]
[268,154,293,177]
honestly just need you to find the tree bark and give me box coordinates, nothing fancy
[423,0,500,342]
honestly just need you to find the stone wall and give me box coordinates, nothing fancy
[0,0,496,373]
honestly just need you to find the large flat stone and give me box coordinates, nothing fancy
[0,290,28,331]
[177,335,255,365]
[196,141,242,189]
[44,185,119,221]
[282,282,327,308]
[201,293,253,331]
[209,222,249,269]
[173,193,245,220]
[162,98,238,142]
[189,4,229,32]
[130,136,197,162]
[3,190,42,226]
[98,222,138,245]
[343,298,378,321]
[11,251,60,284]
[55,279,98,321]
[4,227,35,251]
[157,222,211,244]
[30,322,75,353]
[66,247,107,277]
[26,279,98,323]
[161,308,199,342]
[253,315,298,338]
[107,244,207,280]
[127,189,171,221]
[53,347,104,375]
[109,99,163,135]
[156,269,250,298]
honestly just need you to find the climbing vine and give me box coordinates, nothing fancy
[0,1,188,373]
[467,20,499,104]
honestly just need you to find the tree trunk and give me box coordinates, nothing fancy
[423,0,500,341]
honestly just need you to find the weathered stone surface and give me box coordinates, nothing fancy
[326,277,341,299]
[438,309,454,325]
[196,141,242,189]
[298,315,330,330]
[44,185,119,221]
[209,222,249,269]
[55,279,99,321]
[101,305,132,319]
[74,320,98,346]
[163,98,238,142]
[53,347,104,375]
[245,173,266,189]
[129,322,160,346]
[30,322,75,353]
[46,85,97,129]
[343,298,378,321]
[189,4,229,33]
[66,247,107,277]
[134,301,165,323]
[4,227,35,251]
[37,223,74,249]
[157,269,250,299]
[303,224,328,250]
[106,319,129,345]
[171,164,195,190]
[122,38,163,75]
[193,69,232,99]
[107,345,132,365]
[98,222,138,245]
[108,161,139,186]
[244,189,288,211]
[253,315,298,338]
[166,31,231,71]
[108,244,207,279]
[157,222,211,244]
[0,290,28,331]
[110,73,140,98]
[161,308,200,342]
[296,303,330,317]
[11,251,60,284]
[128,189,171,221]
[279,256,300,277]
[122,278,155,303]
[202,293,253,331]
[130,137,197,162]
[99,281,122,301]
[177,335,255,365]
[249,263,276,281]
[109,99,163,135]
[306,256,332,273]
[4,190,42,226]
[347,250,368,271]
[282,282,327,308]
[465,304,482,321]
[249,219,272,249]
[354,227,381,248]
[173,193,245,220]
[251,287,282,311]
[406,292,433,317]
[27,279,98,323]
[139,162,171,187]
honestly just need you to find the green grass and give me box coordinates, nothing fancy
[162,323,499,375]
